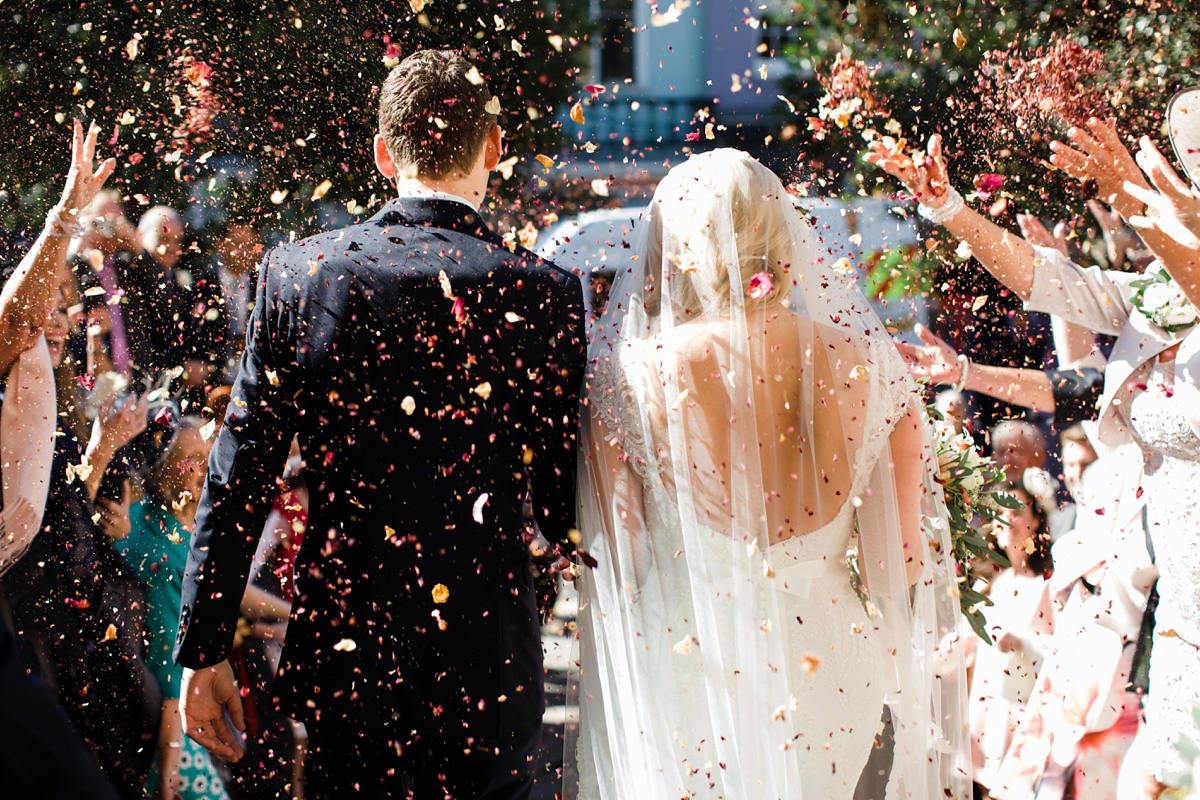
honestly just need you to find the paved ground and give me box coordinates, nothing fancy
[532,581,578,799]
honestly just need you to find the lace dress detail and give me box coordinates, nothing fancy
[1127,360,1200,780]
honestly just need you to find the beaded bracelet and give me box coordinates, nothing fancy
[917,186,965,226]
[44,206,85,238]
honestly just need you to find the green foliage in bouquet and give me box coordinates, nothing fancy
[926,402,1019,644]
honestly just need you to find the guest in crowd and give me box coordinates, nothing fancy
[70,190,138,377]
[869,99,1200,799]
[989,420,1047,482]
[968,480,1055,798]
[0,120,159,799]
[118,413,231,800]
[106,205,189,376]
[186,211,263,388]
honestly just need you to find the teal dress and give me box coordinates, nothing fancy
[119,499,230,800]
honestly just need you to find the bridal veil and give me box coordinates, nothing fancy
[569,149,969,799]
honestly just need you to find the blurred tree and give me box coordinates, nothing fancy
[770,0,1199,390]
[775,0,1199,219]
[0,0,589,235]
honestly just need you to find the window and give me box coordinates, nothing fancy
[596,0,634,82]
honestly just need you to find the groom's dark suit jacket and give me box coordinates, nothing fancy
[173,198,586,753]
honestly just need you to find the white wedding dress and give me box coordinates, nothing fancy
[1128,359,1200,782]
[569,150,969,800]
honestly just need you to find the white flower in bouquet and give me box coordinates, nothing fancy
[1134,270,1199,332]
[960,466,986,495]
[1164,290,1199,328]
[1142,281,1175,313]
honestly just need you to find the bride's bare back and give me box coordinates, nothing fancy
[630,307,870,544]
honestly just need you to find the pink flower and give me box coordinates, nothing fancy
[973,173,1005,200]
[747,271,775,300]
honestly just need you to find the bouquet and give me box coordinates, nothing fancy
[926,405,1019,643]
[1130,268,1199,333]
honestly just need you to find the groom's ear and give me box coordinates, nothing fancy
[482,125,503,171]
[374,134,397,182]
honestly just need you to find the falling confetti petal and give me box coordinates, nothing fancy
[311,179,333,200]
[472,493,490,523]
[432,584,450,603]
[401,396,417,415]
[333,638,357,652]
[673,635,694,655]
[570,101,585,124]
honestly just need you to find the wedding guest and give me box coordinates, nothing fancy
[109,205,189,374]
[994,438,1154,800]
[70,190,137,376]
[935,388,968,435]
[119,414,232,800]
[968,481,1055,797]
[1,266,158,800]
[867,103,1200,800]
[1056,423,1098,529]
[187,212,263,385]
[0,122,159,798]
[990,420,1048,483]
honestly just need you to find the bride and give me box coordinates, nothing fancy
[570,149,969,799]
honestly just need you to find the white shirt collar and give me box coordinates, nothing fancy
[392,182,480,213]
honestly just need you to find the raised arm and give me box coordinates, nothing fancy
[866,134,1038,301]
[0,121,115,375]
[1051,118,1200,308]
[895,325,1104,426]
[868,134,1140,334]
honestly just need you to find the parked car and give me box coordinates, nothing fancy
[537,197,928,335]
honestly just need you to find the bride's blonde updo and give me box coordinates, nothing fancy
[641,149,794,318]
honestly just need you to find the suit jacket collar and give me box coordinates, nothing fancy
[368,197,495,242]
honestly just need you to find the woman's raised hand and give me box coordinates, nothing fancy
[1016,214,1070,258]
[865,133,953,208]
[893,323,962,386]
[1048,117,1146,219]
[54,119,117,227]
[1126,136,1200,251]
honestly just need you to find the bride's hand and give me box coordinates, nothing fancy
[1048,117,1146,219]
[892,324,961,386]
[1125,136,1200,251]
[865,133,953,207]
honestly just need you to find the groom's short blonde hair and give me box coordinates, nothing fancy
[378,50,498,179]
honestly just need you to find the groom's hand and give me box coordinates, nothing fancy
[181,661,246,762]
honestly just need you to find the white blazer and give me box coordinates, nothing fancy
[1026,246,1200,450]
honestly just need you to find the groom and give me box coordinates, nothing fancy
[173,50,586,798]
